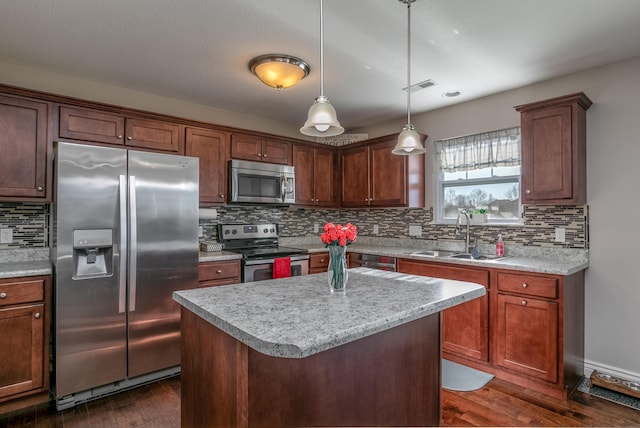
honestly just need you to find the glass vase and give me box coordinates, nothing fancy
[327,245,348,293]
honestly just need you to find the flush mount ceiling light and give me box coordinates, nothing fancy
[249,54,310,90]
[393,0,426,156]
[300,0,344,137]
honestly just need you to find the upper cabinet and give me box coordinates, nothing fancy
[185,127,228,205]
[292,144,336,207]
[230,133,291,165]
[516,93,592,205]
[58,106,183,153]
[340,135,425,208]
[0,94,49,201]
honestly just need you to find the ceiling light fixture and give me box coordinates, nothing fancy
[300,0,344,137]
[393,0,426,156]
[249,54,310,90]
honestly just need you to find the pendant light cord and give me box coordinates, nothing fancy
[406,0,412,126]
[319,0,325,98]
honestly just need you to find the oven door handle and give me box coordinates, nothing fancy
[243,255,309,266]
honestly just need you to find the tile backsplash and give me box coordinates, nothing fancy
[1,202,588,250]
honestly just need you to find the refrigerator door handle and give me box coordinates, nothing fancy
[129,175,137,312]
[118,175,127,314]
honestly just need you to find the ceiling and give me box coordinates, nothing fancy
[2,0,640,132]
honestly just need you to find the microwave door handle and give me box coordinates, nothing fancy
[281,174,286,202]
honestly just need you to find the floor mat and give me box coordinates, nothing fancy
[577,376,640,411]
[442,359,494,392]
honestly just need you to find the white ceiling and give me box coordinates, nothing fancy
[2,0,640,132]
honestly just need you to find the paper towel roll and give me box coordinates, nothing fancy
[199,208,217,220]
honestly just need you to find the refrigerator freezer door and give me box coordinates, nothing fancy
[54,142,128,397]
[126,150,199,378]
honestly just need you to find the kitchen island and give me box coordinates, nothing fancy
[173,267,485,427]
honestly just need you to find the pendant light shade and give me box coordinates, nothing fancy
[393,0,426,155]
[301,0,344,137]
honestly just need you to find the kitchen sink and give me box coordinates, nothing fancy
[448,253,507,261]
[409,250,458,257]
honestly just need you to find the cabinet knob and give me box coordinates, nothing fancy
[220,194,224,198]
[522,283,528,288]
[320,259,325,263]
[117,134,123,139]
[521,300,528,306]
[37,186,44,192]
[34,312,41,319]
[216,269,223,274]
[0,292,6,299]
[257,153,262,157]
[525,189,531,194]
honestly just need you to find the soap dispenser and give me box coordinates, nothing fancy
[496,233,504,257]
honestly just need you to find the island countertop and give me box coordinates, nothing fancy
[173,267,485,359]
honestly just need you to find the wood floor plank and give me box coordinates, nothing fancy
[3,375,640,427]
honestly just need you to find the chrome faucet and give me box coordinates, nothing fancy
[455,210,471,253]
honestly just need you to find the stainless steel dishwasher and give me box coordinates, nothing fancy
[349,253,397,271]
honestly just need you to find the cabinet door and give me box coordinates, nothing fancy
[125,118,181,153]
[59,106,125,145]
[261,139,290,165]
[309,252,329,274]
[370,139,406,206]
[496,293,558,382]
[230,134,262,162]
[340,145,369,207]
[186,128,227,204]
[0,95,48,199]
[397,260,490,362]
[314,147,335,206]
[0,303,45,399]
[521,106,573,203]
[293,144,315,205]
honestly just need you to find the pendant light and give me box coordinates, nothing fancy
[392,0,426,155]
[300,0,344,137]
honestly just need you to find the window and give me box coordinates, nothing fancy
[435,127,521,223]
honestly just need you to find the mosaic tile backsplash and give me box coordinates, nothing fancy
[1,202,588,250]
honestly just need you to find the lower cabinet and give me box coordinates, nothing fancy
[0,275,51,412]
[398,260,490,362]
[309,252,329,274]
[198,260,241,287]
[398,258,585,400]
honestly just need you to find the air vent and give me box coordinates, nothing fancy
[402,79,436,93]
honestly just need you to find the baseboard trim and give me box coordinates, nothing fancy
[584,359,640,384]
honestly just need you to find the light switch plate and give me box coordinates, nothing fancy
[373,224,379,235]
[555,227,566,243]
[0,228,13,244]
[408,225,422,237]
[314,223,320,233]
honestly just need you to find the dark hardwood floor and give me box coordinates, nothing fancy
[2,376,639,427]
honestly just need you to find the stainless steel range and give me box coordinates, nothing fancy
[218,223,309,282]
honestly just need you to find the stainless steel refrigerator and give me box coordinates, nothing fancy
[51,142,199,410]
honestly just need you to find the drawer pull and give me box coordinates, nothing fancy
[34,312,41,319]
[320,259,325,263]
[521,300,527,306]
[522,283,528,288]
[216,269,223,274]
[0,292,6,299]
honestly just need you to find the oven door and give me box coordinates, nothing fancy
[243,255,309,282]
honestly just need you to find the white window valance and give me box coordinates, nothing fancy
[435,127,521,172]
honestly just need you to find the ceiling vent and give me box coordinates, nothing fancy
[402,79,436,93]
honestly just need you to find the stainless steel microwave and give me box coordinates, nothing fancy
[229,159,295,204]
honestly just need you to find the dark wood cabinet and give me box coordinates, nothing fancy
[340,135,424,207]
[185,127,228,205]
[198,261,241,287]
[309,252,330,274]
[230,133,290,165]
[293,144,335,207]
[398,259,490,363]
[516,92,592,205]
[0,276,51,412]
[0,95,49,201]
[59,106,182,153]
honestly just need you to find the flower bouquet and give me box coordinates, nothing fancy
[321,223,357,293]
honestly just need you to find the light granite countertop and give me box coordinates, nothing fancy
[198,251,242,263]
[0,248,52,279]
[173,267,486,359]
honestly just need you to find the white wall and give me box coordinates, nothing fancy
[358,55,640,381]
[3,55,640,381]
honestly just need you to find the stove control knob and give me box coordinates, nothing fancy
[232,230,237,234]
[264,228,268,233]
[224,230,230,235]
[270,228,275,233]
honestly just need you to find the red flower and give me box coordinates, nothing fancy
[320,223,358,247]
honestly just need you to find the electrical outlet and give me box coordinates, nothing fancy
[408,225,422,237]
[373,224,379,235]
[555,227,566,243]
[314,223,319,233]
[0,228,13,244]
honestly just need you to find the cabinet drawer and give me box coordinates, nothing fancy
[0,279,45,306]
[398,260,489,287]
[309,252,330,270]
[497,272,558,299]
[199,261,241,283]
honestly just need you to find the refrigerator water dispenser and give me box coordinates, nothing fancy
[72,229,114,279]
